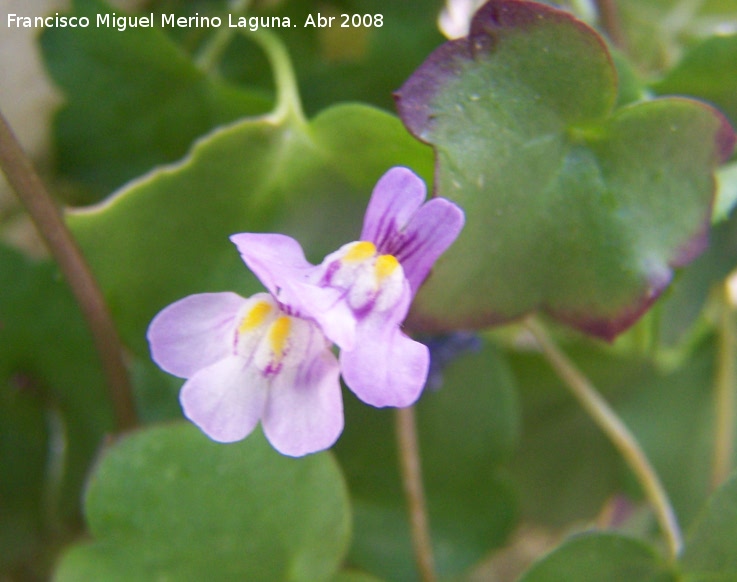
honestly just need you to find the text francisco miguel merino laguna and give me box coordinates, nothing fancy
[6,12,362,31]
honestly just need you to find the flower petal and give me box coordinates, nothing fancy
[360,167,427,251]
[262,349,343,457]
[231,232,356,349]
[393,197,465,295]
[359,167,465,295]
[147,292,246,378]
[310,297,357,350]
[230,233,314,299]
[179,356,268,443]
[341,318,430,408]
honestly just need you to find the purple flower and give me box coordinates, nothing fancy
[147,167,463,456]
[147,291,342,457]
[231,167,465,409]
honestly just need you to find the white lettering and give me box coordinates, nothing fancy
[161,13,220,27]
[6,13,89,27]
[8,13,31,27]
[229,15,291,30]
[304,13,333,27]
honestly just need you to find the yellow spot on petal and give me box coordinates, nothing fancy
[343,241,376,262]
[375,254,399,282]
[268,316,291,359]
[238,301,272,334]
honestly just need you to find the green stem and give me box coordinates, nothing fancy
[395,406,437,582]
[0,110,137,432]
[245,30,308,128]
[712,282,737,489]
[195,0,252,73]
[526,318,683,560]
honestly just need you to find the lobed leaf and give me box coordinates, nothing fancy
[54,423,351,581]
[67,103,432,356]
[396,0,735,340]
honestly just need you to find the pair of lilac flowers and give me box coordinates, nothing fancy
[147,167,464,456]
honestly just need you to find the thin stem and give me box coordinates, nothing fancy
[594,0,628,51]
[395,406,437,582]
[525,318,683,560]
[245,30,308,128]
[0,110,137,431]
[195,0,251,73]
[712,282,736,489]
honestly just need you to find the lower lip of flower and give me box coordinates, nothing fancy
[235,295,313,377]
[331,242,404,314]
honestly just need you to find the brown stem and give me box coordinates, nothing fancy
[0,110,137,431]
[395,406,436,582]
[595,0,628,51]
[712,283,736,490]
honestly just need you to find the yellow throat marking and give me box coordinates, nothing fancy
[268,316,292,358]
[238,300,272,334]
[375,254,399,282]
[344,241,376,262]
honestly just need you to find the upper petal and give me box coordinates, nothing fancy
[359,167,465,295]
[147,292,246,378]
[179,356,268,443]
[230,233,314,300]
[232,232,357,349]
[262,348,343,457]
[340,317,430,408]
[360,167,427,251]
[392,198,465,295]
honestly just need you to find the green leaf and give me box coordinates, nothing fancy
[653,34,737,133]
[0,248,47,572]
[334,341,519,580]
[680,474,737,580]
[40,0,271,201]
[127,357,183,424]
[331,571,385,582]
[210,0,446,116]
[508,338,719,528]
[518,533,677,581]
[655,206,737,348]
[0,376,47,574]
[54,423,351,581]
[0,243,114,558]
[615,0,737,73]
[67,100,432,356]
[612,49,648,108]
[713,162,737,223]
[290,0,446,114]
[396,0,734,340]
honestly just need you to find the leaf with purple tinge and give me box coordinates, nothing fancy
[395,0,735,341]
